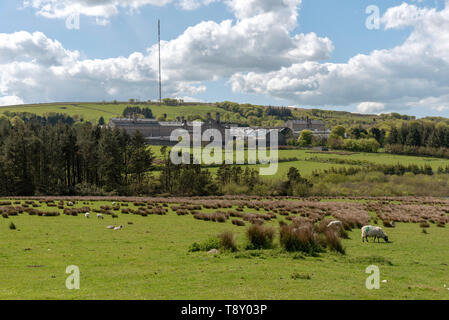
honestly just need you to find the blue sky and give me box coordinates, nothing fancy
[1,0,449,118]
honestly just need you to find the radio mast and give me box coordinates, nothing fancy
[158,19,162,105]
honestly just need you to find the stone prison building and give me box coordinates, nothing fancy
[108,113,326,146]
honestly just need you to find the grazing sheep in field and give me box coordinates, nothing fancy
[361,225,389,243]
[327,220,343,228]
[68,202,74,206]
[112,202,116,206]
[106,225,115,229]
[97,213,104,219]
[113,225,123,230]
[85,212,90,218]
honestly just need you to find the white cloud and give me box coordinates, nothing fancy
[152,0,332,83]
[0,31,205,103]
[0,31,79,65]
[23,0,217,24]
[230,2,449,113]
[0,96,24,106]
[1,0,333,104]
[177,0,218,11]
[8,0,449,113]
[357,102,385,114]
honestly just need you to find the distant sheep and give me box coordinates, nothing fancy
[361,225,389,243]
[97,213,104,219]
[106,225,115,229]
[113,225,123,230]
[85,212,90,218]
[327,220,343,228]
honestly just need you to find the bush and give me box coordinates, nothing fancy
[232,219,245,226]
[188,238,221,252]
[420,221,430,228]
[383,220,395,228]
[323,229,345,254]
[218,231,238,252]
[280,224,323,254]
[246,225,275,249]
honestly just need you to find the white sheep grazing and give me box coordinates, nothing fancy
[85,212,90,218]
[68,201,74,206]
[112,202,116,206]
[113,225,123,230]
[97,213,104,219]
[327,220,343,228]
[106,225,115,229]
[361,225,389,243]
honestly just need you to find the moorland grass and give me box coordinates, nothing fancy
[0,199,448,299]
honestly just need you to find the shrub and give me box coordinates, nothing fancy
[383,220,395,228]
[246,225,275,249]
[323,229,345,254]
[232,219,245,227]
[218,231,238,252]
[280,224,323,254]
[188,238,221,252]
[419,221,430,228]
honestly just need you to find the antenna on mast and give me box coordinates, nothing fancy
[158,19,162,105]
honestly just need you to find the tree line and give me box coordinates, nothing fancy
[0,116,153,196]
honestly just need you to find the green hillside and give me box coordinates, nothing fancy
[0,102,226,124]
[3,101,449,131]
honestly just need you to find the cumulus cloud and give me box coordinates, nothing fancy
[152,0,332,83]
[7,0,449,113]
[0,31,206,104]
[357,102,385,114]
[0,96,24,106]
[230,2,449,112]
[1,0,333,105]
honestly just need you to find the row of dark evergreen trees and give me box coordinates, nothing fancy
[0,116,153,196]
[387,121,449,148]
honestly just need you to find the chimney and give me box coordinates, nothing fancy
[216,112,220,124]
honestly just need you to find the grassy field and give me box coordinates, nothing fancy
[0,102,228,123]
[150,146,449,180]
[1,198,448,299]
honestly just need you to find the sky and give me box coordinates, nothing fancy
[0,0,449,118]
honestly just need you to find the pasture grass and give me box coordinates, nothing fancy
[150,147,449,181]
[0,199,448,299]
[0,103,229,124]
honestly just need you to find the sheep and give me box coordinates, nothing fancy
[361,225,389,243]
[113,225,123,230]
[327,220,343,228]
[67,201,74,206]
[85,212,90,218]
[106,225,115,229]
[97,213,104,219]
